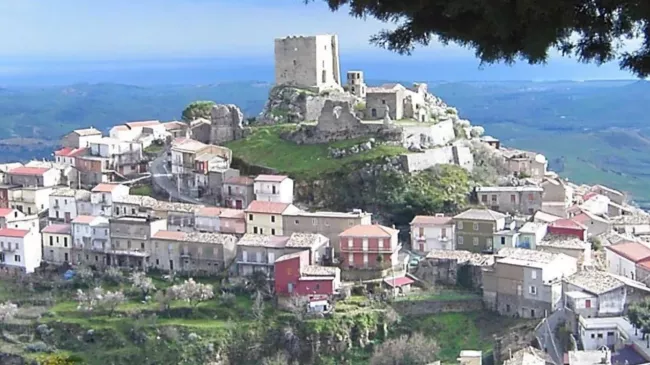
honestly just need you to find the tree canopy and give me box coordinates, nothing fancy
[181,101,215,122]
[307,0,650,77]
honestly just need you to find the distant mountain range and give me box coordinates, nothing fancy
[0,79,649,206]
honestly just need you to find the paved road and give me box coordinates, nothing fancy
[535,308,565,365]
[149,149,206,205]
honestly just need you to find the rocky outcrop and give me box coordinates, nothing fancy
[328,139,377,159]
[209,104,246,144]
[258,85,361,125]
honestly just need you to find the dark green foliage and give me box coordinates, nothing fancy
[181,100,216,122]
[308,0,650,77]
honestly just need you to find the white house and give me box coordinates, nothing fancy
[580,193,610,216]
[254,175,294,204]
[604,241,650,280]
[5,166,61,188]
[90,183,130,217]
[110,120,165,143]
[517,222,548,249]
[410,214,455,252]
[0,228,41,273]
[9,186,53,215]
[195,207,221,233]
[49,187,92,223]
[54,147,86,167]
[71,215,110,253]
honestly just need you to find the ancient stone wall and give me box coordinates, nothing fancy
[210,104,245,145]
[402,120,455,148]
[413,258,485,289]
[391,297,484,316]
[400,145,474,172]
[304,93,359,122]
[285,100,403,144]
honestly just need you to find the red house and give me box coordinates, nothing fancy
[339,224,401,270]
[548,218,587,240]
[274,249,341,298]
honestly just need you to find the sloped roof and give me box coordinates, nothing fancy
[125,120,160,128]
[565,269,650,294]
[196,207,222,217]
[339,224,398,238]
[0,228,29,238]
[605,241,650,263]
[92,183,124,193]
[549,218,587,230]
[245,201,291,214]
[7,166,50,176]
[254,174,289,183]
[225,176,255,185]
[41,224,72,235]
[72,215,96,224]
[454,208,506,221]
[410,215,453,226]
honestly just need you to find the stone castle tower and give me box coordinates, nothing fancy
[274,34,342,92]
[346,70,366,98]
[209,104,244,145]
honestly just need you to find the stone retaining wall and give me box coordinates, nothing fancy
[391,297,484,316]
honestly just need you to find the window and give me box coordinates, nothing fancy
[260,228,264,234]
[14,255,20,262]
[270,216,275,223]
[585,299,592,308]
[294,219,299,225]
[242,251,248,262]
[272,185,276,194]
[381,99,386,104]
[15,243,19,250]
[506,304,511,312]
[500,237,506,245]
[418,227,424,237]
[348,238,353,248]
[271,229,276,235]
[249,214,253,221]
[481,195,487,203]
[253,227,258,234]
[473,237,479,246]
[268,252,275,263]
[131,209,136,215]
[530,309,536,317]
[486,238,492,246]
[378,239,384,248]
[49,236,53,246]
[141,242,145,250]
[529,286,537,295]
[491,195,497,202]
[441,228,446,238]
[591,334,595,339]
[312,218,317,226]
[597,333,603,339]
[362,238,368,251]
[292,60,296,66]
[510,194,516,203]
[473,223,479,231]
[458,221,463,230]
[64,238,68,247]
[363,253,368,267]
[531,270,537,279]
[528,193,534,201]
[458,236,464,245]
[348,253,354,266]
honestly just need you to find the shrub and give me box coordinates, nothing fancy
[220,292,236,306]
[102,266,124,285]
[24,341,51,353]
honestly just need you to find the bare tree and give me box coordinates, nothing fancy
[76,287,125,317]
[168,278,214,308]
[0,302,18,336]
[251,291,265,321]
[370,333,438,365]
[130,272,156,301]
[285,295,308,320]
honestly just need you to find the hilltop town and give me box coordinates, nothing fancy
[0,35,649,365]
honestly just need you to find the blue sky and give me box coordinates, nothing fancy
[0,0,640,80]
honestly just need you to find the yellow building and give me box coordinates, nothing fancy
[41,223,72,265]
[244,201,299,236]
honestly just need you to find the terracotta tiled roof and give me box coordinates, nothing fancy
[571,213,591,225]
[410,215,453,226]
[224,176,254,185]
[605,241,650,263]
[163,121,186,130]
[196,207,222,217]
[152,230,186,240]
[92,183,122,193]
[0,208,15,217]
[245,201,290,214]
[55,147,87,157]
[549,218,586,230]
[340,224,398,238]
[7,166,50,176]
[254,174,289,183]
[0,228,29,238]
[42,224,72,235]
[384,276,414,288]
[72,215,96,224]
[219,209,245,219]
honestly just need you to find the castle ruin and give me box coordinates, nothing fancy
[274,35,342,92]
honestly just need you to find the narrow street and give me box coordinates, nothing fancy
[149,149,206,205]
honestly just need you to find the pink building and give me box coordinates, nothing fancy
[274,249,340,298]
[548,218,587,240]
[339,224,400,269]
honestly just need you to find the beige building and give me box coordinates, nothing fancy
[149,230,237,274]
[365,84,405,120]
[9,186,53,215]
[453,208,506,253]
[41,224,72,265]
[475,186,543,215]
[483,248,578,318]
[282,209,372,252]
[60,127,103,149]
[245,200,300,236]
[536,234,591,263]
[108,216,166,270]
[540,177,573,217]
[502,149,548,179]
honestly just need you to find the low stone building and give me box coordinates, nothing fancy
[536,234,591,263]
[501,148,548,179]
[475,186,543,215]
[414,249,494,289]
[149,230,237,274]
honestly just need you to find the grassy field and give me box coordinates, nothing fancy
[129,185,154,197]
[225,125,407,179]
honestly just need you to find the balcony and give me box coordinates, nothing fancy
[0,245,16,252]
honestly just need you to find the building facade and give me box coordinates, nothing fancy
[339,224,400,270]
[253,175,294,204]
[410,214,455,253]
[41,224,72,265]
[274,34,342,91]
[476,186,543,215]
[0,228,42,274]
[453,209,506,253]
